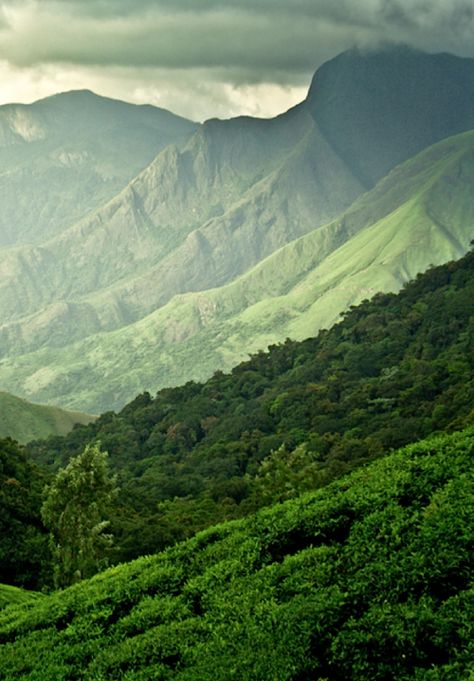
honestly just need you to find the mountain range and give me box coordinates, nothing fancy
[1,45,474,413]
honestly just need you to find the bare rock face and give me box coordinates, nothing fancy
[306,45,474,186]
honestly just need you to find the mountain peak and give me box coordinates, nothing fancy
[305,46,474,186]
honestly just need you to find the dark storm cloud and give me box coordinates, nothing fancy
[41,0,474,30]
[1,0,473,80]
[0,0,473,120]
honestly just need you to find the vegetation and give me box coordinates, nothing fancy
[0,438,50,589]
[2,127,473,414]
[27,248,474,564]
[41,444,118,588]
[1,49,473,677]
[1,428,472,680]
[0,391,95,444]
[0,90,196,248]
[0,584,43,610]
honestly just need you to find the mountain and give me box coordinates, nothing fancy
[1,47,474,412]
[3,128,473,412]
[0,391,95,443]
[0,106,364,328]
[307,44,474,185]
[2,427,473,679]
[0,90,197,246]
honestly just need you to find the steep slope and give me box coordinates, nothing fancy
[4,130,473,411]
[0,391,95,443]
[0,107,363,328]
[27,248,474,563]
[2,428,473,680]
[0,90,197,246]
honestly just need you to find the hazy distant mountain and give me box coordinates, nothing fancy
[0,390,95,443]
[2,129,473,412]
[0,90,197,246]
[1,46,474,411]
[0,107,364,331]
[307,45,474,186]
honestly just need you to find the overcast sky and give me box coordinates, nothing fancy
[0,0,473,121]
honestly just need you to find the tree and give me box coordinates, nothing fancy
[41,443,118,588]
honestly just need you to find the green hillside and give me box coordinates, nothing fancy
[27,248,474,561]
[0,584,42,609]
[0,391,95,444]
[5,129,473,412]
[2,428,473,680]
[0,107,363,335]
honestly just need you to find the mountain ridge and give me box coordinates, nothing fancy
[0,90,198,247]
[2,128,473,411]
[2,47,474,411]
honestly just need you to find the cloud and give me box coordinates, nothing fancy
[0,0,473,119]
[2,0,474,74]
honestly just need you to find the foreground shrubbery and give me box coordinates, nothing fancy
[1,428,473,680]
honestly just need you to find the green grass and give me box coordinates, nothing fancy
[0,391,95,443]
[1,427,473,679]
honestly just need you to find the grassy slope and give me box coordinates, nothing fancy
[2,130,473,413]
[0,391,95,444]
[1,428,473,680]
[0,584,42,610]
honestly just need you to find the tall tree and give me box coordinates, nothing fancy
[41,443,118,589]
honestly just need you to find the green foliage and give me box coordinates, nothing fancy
[0,438,51,589]
[41,444,118,588]
[28,248,474,562]
[0,584,43,609]
[2,110,474,415]
[0,428,473,679]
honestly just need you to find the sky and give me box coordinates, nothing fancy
[0,0,473,121]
